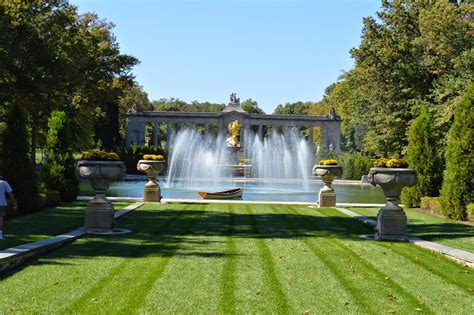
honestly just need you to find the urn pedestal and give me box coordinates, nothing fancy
[312,165,343,208]
[366,167,417,241]
[137,160,166,202]
[76,160,128,234]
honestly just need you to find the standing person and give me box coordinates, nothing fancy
[0,171,17,240]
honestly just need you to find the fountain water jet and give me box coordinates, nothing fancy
[166,127,314,191]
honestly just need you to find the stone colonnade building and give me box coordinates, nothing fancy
[126,94,342,152]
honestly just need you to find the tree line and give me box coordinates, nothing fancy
[0,0,471,219]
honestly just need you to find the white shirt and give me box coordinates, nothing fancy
[0,180,13,206]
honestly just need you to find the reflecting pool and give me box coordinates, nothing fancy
[107,179,385,204]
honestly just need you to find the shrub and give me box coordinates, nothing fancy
[41,111,79,202]
[319,159,338,165]
[420,197,443,215]
[440,84,474,220]
[0,102,39,213]
[466,204,474,221]
[340,153,372,180]
[38,190,61,209]
[82,150,120,161]
[401,108,443,207]
[315,145,338,164]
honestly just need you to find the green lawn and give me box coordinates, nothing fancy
[0,201,131,250]
[349,207,474,253]
[0,203,472,314]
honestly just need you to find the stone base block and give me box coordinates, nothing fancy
[143,183,161,202]
[85,198,115,233]
[318,189,336,208]
[375,209,407,240]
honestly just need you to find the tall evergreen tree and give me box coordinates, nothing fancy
[440,84,474,220]
[401,108,443,207]
[42,111,79,202]
[0,102,39,213]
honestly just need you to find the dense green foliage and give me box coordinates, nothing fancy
[340,153,372,180]
[0,0,138,156]
[119,145,167,174]
[440,84,474,220]
[315,145,338,163]
[401,108,443,207]
[0,102,38,213]
[0,203,473,313]
[152,98,225,112]
[321,0,473,156]
[420,197,443,216]
[42,111,79,202]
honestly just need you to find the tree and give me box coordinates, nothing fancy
[42,111,79,202]
[274,101,311,115]
[0,102,38,213]
[0,1,138,158]
[241,99,265,114]
[348,0,473,156]
[440,84,474,220]
[401,108,443,207]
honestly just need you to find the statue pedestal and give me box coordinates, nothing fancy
[318,186,336,208]
[312,165,342,208]
[144,180,161,202]
[85,195,115,233]
[374,202,407,241]
[137,160,166,203]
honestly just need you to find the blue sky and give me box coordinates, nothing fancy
[72,0,381,113]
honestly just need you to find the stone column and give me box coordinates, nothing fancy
[153,122,159,146]
[309,126,314,145]
[321,124,328,148]
[258,125,263,141]
[125,118,134,147]
[329,122,341,153]
[219,121,226,136]
[166,123,172,144]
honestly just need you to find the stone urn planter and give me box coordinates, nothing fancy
[312,164,343,207]
[137,160,166,202]
[76,160,128,234]
[366,167,417,240]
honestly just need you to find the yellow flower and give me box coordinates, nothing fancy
[319,159,338,165]
[143,154,165,161]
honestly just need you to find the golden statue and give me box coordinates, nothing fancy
[227,120,241,147]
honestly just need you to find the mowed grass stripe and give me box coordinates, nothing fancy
[230,204,276,313]
[264,205,366,313]
[287,206,431,313]
[246,204,291,314]
[139,203,230,313]
[64,204,200,314]
[116,206,208,314]
[346,239,474,313]
[376,241,474,290]
[274,206,371,313]
[218,204,237,314]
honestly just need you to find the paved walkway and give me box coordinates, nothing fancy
[77,196,385,207]
[1,200,472,273]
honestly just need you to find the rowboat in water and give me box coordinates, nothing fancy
[197,188,243,200]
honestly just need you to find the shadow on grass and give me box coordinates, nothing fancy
[2,206,472,280]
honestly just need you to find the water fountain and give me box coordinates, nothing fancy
[122,93,384,203]
[166,123,314,191]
